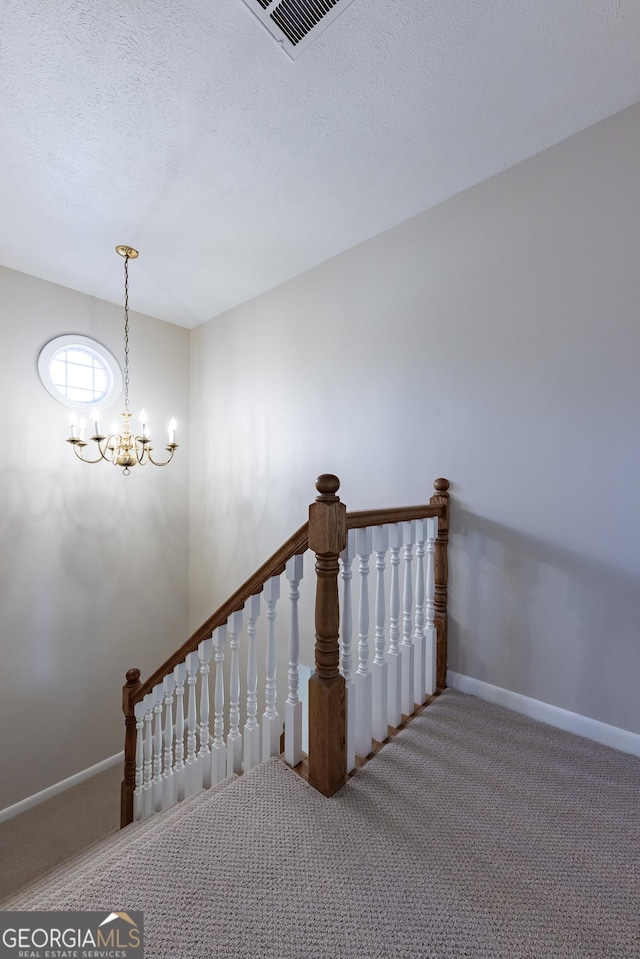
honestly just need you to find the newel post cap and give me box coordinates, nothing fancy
[315,474,340,502]
[123,667,141,713]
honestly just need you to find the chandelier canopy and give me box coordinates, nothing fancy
[66,246,178,475]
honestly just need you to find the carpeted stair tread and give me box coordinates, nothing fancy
[1,773,238,906]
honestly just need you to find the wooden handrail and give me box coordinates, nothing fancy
[347,503,444,530]
[131,521,310,705]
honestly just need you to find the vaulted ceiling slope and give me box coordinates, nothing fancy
[2,0,640,327]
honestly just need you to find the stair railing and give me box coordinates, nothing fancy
[307,474,449,795]
[121,474,449,826]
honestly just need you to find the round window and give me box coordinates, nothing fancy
[38,335,123,411]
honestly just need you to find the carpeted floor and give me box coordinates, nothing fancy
[3,690,639,958]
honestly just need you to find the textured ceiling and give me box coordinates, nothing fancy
[2,0,640,327]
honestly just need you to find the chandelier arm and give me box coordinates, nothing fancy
[98,436,121,465]
[69,441,109,465]
[146,445,179,467]
[135,440,148,467]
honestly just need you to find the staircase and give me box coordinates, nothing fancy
[120,474,450,827]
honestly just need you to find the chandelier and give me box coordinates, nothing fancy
[66,245,178,475]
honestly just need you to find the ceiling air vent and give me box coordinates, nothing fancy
[241,0,357,59]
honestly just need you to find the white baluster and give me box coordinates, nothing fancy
[142,692,154,819]
[413,519,426,708]
[299,663,314,754]
[173,661,186,802]
[211,624,228,784]
[387,524,402,728]
[285,555,304,768]
[371,525,389,743]
[162,673,176,810]
[185,650,200,796]
[243,593,261,772]
[425,517,438,695]
[340,529,356,773]
[262,576,281,761]
[400,521,415,717]
[198,638,213,789]
[226,610,244,777]
[133,700,145,821]
[152,683,164,813]
[355,526,373,758]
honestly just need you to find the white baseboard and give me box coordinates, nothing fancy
[447,671,640,759]
[0,752,124,824]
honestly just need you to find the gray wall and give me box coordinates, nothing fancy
[0,267,190,809]
[189,102,640,737]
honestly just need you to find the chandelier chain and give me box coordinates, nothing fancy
[123,254,130,412]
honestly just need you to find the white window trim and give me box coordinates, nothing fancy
[38,334,123,411]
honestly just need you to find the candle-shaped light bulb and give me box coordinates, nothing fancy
[91,407,100,436]
[78,417,86,441]
[69,412,77,438]
[140,409,148,438]
[169,418,177,444]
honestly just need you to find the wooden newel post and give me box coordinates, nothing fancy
[120,667,141,828]
[430,478,450,690]
[308,474,347,796]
